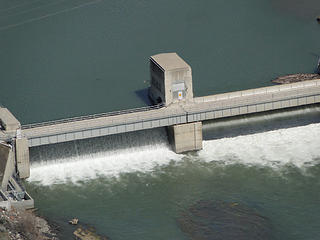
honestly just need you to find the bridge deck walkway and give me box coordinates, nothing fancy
[22,79,320,147]
[22,105,185,139]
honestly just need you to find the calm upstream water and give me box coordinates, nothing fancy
[1,0,320,239]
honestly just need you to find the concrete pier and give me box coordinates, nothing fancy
[15,137,30,179]
[168,122,202,153]
[149,53,193,105]
[0,143,15,190]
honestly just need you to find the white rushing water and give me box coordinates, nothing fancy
[28,143,182,186]
[199,123,320,168]
[28,123,320,186]
[28,129,183,185]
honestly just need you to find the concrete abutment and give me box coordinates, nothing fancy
[0,143,15,190]
[15,137,30,179]
[0,107,33,209]
[168,122,203,154]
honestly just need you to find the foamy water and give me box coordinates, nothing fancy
[198,123,320,168]
[28,123,320,185]
[28,142,183,186]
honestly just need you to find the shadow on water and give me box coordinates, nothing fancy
[203,104,320,141]
[309,53,320,73]
[178,200,273,240]
[135,88,152,106]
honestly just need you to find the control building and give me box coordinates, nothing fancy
[149,53,193,105]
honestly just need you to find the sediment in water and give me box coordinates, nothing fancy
[177,200,273,240]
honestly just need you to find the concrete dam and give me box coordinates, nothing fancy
[1,52,320,209]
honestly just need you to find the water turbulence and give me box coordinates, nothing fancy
[200,106,320,169]
[28,106,320,186]
[28,128,182,185]
[199,123,320,169]
[178,200,272,240]
[202,105,320,140]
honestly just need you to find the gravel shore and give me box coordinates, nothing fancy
[0,208,58,240]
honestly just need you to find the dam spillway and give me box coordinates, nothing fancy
[0,52,320,209]
[1,52,320,162]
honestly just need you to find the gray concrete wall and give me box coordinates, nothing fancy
[0,108,20,132]
[15,137,30,179]
[150,53,193,106]
[187,92,320,123]
[165,68,193,105]
[168,122,202,153]
[194,79,320,103]
[0,143,11,189]
[0,143,15,190]
[24,107,187,147]
[149,60,166,104]
[10,193,34,210]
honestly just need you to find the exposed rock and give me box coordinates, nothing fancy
[0,208,58,240]
[272,73,320,84]
[73,227,109,240]
[317,16,320,23]
[68,218,78,225]
[177,200,273,240]
[0,231,9,240]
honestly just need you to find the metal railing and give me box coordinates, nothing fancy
[194,78,320,103]
[22,103,164,130]
[21,82,320,130]
[186,92,320,117]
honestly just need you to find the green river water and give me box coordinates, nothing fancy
[1,0,320,239]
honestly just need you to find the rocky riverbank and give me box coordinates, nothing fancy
[0,208,58,240]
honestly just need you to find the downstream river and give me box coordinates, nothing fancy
[1,0,320,239]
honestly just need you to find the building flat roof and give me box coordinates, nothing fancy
[151,53,190,71]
